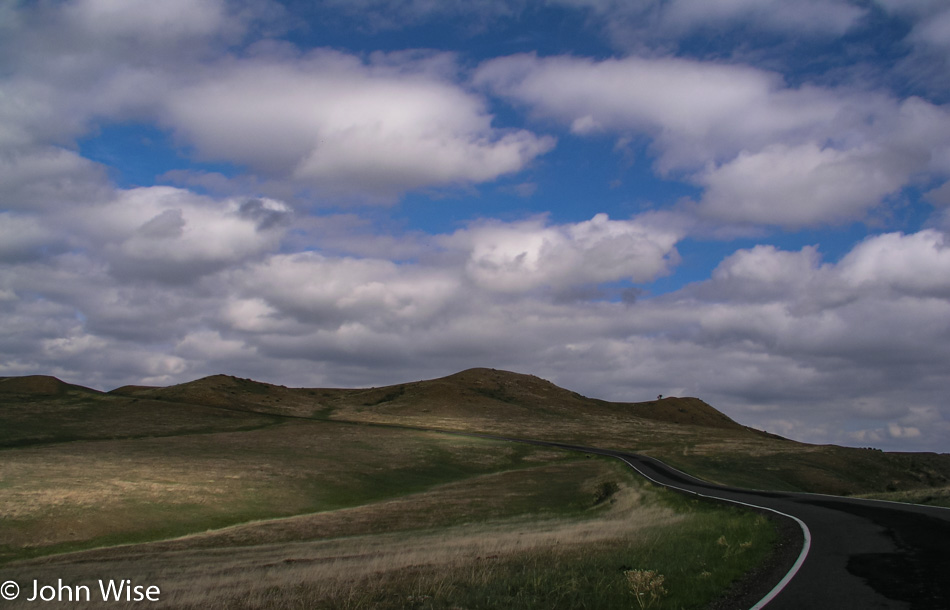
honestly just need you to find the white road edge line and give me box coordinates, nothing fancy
[612,455,812,610]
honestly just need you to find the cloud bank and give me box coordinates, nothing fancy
[2,0,950,453]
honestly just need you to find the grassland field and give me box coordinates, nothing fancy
[3,369,949,608]
[1,410,772,608]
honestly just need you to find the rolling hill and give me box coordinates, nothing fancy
[4,367,950,497]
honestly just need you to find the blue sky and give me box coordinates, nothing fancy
[2,0,950,451]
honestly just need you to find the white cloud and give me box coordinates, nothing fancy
[838,230,950,295]
[0,147,109,209]
[0,213,54,261]
[709,244,824,302]
[478,54,801,161]
[225,298,283,334]
[887,422,922,439]
[175,329,255,362]
[61,0,233,43]
[871,2,950,100]
[877,0,950,49]
[1,3,549,203]
[41,332,109,360]
[162,50,554,200]
[231,253,463,330]
[696,143,911,228]
[476,53,873,171]
[445,213,681,292]
[478,53,950,227]
[0,0,259,150]
[909,7,950,50]
[55,187,293,283]
[704,231,950,307]
[4,221,950,449]
[688,234,950,368]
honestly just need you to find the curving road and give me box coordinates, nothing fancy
[461,432,950,609]
[599,452,950,610]
[605,449,950,609]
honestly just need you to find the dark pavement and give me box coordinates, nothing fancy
[613,452,950,610]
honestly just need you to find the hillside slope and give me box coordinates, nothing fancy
[0,375,278,448]
[0,375,100,396]
[110,368,752,434]
[3,368,950,497]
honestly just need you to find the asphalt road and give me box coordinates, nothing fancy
[457,432,950,609]
[609,450,950,610]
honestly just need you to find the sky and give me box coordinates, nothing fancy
[2,0,950,452]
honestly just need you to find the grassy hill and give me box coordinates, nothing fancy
[11,366,944,498]
[106,368,748,430]
[0,374,98,395]
[0,374,279,449]
[1,370,784,608]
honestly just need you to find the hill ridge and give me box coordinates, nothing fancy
[5,369,950,497]
[10,368,747,431]
[0,374,101,396]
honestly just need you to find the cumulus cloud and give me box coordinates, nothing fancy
[684,233,950,370]
[0,3,551,203]
[0,214,54,262]
[708,244,824,302]
[0,0,266,149]
[616,233,950,448]
[161,50,553,200]
[696,143,912,227]
[230,253,463,332]
[877,0,950,50]
[444,213,681,292]
[478,53,950,227]
[476,53,875,170]
[60,0,235,43]
[0,147,111,210]
[838,229,950,296]
[4,216,950,448]
[52,187,292,284]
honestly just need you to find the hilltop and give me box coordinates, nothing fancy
[108,367,751,433]
[0,374,100,396]
[4,368,950,497]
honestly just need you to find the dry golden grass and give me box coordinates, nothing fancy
[0,460,681,609]
[45,459,633,554]
[0,420,570,561]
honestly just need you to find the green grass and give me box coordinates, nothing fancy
[0,393,281,448]
[855,485,950,508]
[145,464,776,610]
[391,500,775,610]
[0,421,585,564]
